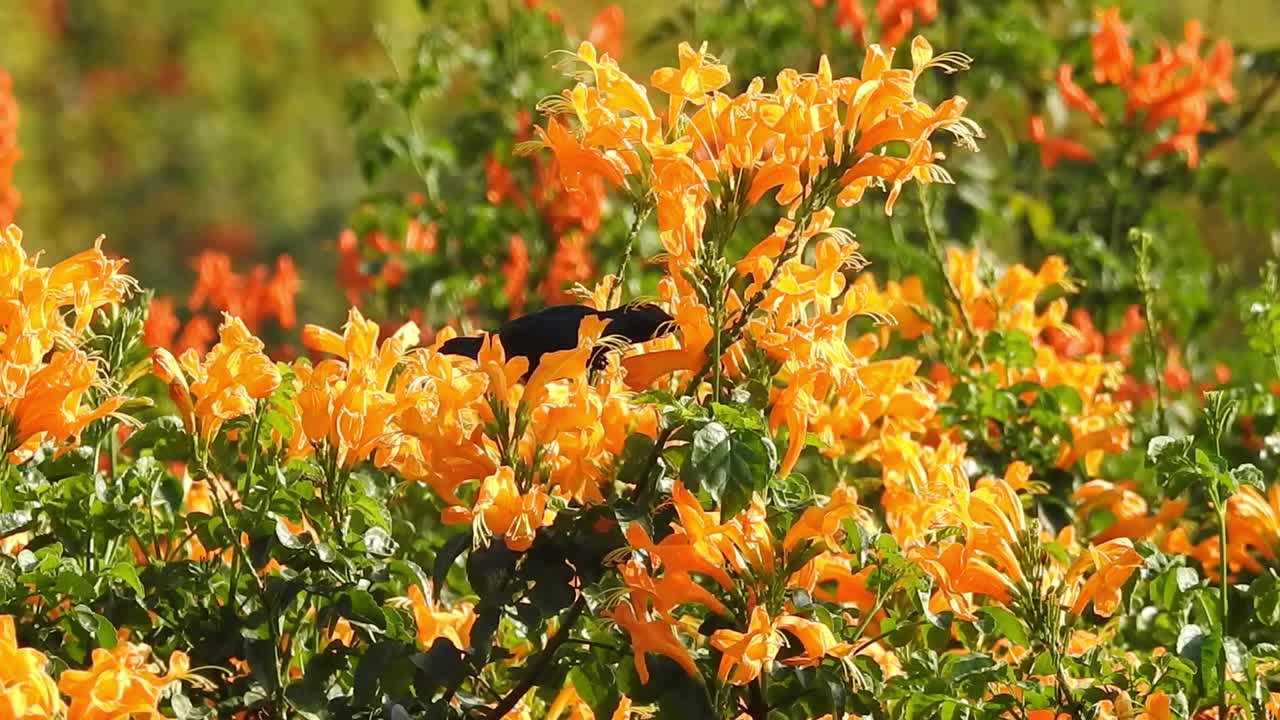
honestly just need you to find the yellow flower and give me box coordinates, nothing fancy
[0,615,63,719]
[152,314,279,449]
[1065,538,1143,617]
[58,633,200,720]
[650,42,731,125]
[709,606,780,685]
[293,308,418,468]
[405,582,476,651]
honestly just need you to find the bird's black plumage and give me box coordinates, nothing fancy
[439,303,675,377]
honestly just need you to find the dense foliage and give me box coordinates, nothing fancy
[2,2,1280,719]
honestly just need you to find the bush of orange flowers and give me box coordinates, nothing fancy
[4,3,1280,720]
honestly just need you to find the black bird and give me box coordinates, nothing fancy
[439,303,676,377]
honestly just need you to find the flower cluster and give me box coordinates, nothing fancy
[0,225,134,463]
[1032,8,1235,169]
[145,250,299,356]
[151,314,281,448]
[813,0,939,47]
[0,615,208,720]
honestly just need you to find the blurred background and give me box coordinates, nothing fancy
[1,0,1278,330]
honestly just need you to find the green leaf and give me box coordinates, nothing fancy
[948,653,997,682]
[978,606,1030,647]
[72,605,117,650]
[432,534,469,593]
[681,421,775,516]
[1230,463,1265,491]
[111,562,145,596]
[1199,630,1223,700]
[123,416,191,461]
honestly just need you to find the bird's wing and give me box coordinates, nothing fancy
[497,304,597,362]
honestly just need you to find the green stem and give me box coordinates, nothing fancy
[682,199,819,397]
[1217,504,1230,720]
[611,203,653,308]
[1129,230,1166,435]
[243,408,264,495]
[147,472,162,561]
[917,185,976,340]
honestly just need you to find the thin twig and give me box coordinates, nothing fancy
[917,184,976,339]
[484,594,588,720]
[612,202,653,308]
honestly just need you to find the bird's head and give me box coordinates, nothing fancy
[602,302,677,345]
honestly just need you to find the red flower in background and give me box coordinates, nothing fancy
[876,0,938,47]
[1056,65,1106,126]
[811,0,868,40]
[503,234,530,317]
[485,153,523,207]
[588,4,625,60]
[540,232,594,305]
[1037,9,1235,170]
[148,251,299,356]
[144,297,181,350]
[337,228,372,304]
[1092,7,1133,84]
[0,70,21,227]
[1028,115,1094,169]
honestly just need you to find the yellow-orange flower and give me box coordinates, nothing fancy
[405,583,476,651]
[1064,538,1143,617]
[0,615,63,719]
[709,606,780,685]
[152,314,280,446]
[1,226,134,463]
[292,307,419,468]
[441,465,550,552]
[58,633,200,720]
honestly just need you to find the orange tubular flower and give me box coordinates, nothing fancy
[710,606,781,685]
[783,484,866,552]
[9,349,124,463]
[650,42,731,126]
[1056,64,1106,126]
[1,227,134,463]
[0,615,63,719]
[1029,116,1094,169]
[405,583,476,651]
[775,614,844,667]
[152,314,280,446]
[441,465,550,552]
[606,599,698,684]
[1065,538,1143,617]
[58,634,201,720]
[1073,479,1186,543]
[294,307,419,468]
[536,117,627,192]
[1224,485,1280,571]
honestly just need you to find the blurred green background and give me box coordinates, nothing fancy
[1,0,1277,326]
